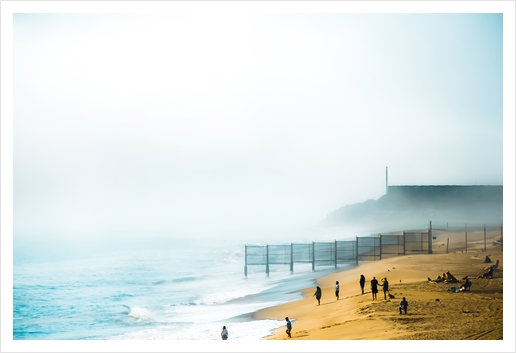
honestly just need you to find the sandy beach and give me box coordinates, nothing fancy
[254,231,504,342]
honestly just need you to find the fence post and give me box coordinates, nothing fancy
[402,231,406,255]
[312,242,315,271]
[334,240,338,269]
[428,221,433,254]
[484,224,486,252]
[266,244,269,276]
[446,238,449,254]
[290,243,294,273]
[355,236,359,265]
[379,234,382,260]
[465,231,468,253]
[244,245,248,277]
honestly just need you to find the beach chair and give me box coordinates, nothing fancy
[493,260,499,270]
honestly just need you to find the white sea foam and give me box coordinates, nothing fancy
[127,306,155,322]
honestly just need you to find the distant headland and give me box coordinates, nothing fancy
[321,179,502,231]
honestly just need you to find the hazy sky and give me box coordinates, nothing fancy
[11,11,505,243]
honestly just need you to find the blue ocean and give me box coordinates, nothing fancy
[13,235,345,340]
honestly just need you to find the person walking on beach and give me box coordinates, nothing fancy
[370,277,379,301]
[360,274,366,294]
[313,286,322,305]
[285,317,292,338]
[399,297,408,314]
[221,325,228,340]
[335,281,340,300]
[382,277,389,300]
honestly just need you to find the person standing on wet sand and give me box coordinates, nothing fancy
[313,286,322,305]
[335,281,340,300]
[370,277,379,301]
[285,317,292,338]
[221,325,228,340]
[360,274,366,294]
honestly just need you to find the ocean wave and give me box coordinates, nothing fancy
[111,293,135,302]
[193,284,277,306]
[171,276,203,283]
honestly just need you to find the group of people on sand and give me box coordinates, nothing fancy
[281,273,411,339]
[311,275,393,305]
[368,276,390,301]
[427,271,459,284]
[311,281,341,306]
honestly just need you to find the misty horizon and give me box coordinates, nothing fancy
[9,11,506,248]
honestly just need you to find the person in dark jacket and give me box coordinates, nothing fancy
[360,274,366,294]
[370,277,379,301]
[285,317,292,338]
[381,277,389,300]
[313,286,322,305]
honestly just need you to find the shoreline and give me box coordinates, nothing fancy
[253,231,504,341]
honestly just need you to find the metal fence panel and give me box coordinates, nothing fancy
[404,232,428,253]
[381,234,404,258]
[292,243,312,263]
[357,236,381,260]
[245,246,267,265]
[314,242,335,266]
[268,244,291,265]
[336,240,356,263]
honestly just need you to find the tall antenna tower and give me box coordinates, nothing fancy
[386,166,388,194]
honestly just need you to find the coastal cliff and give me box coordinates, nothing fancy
[321,185,503,230]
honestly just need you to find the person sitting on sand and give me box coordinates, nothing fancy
[444,271,458,283]
[483,262,497,271]
[399,297,408,314]
[313,286,322,305]
[428,275,444,283]
[458,278,472,291]
[479,266,494,279]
